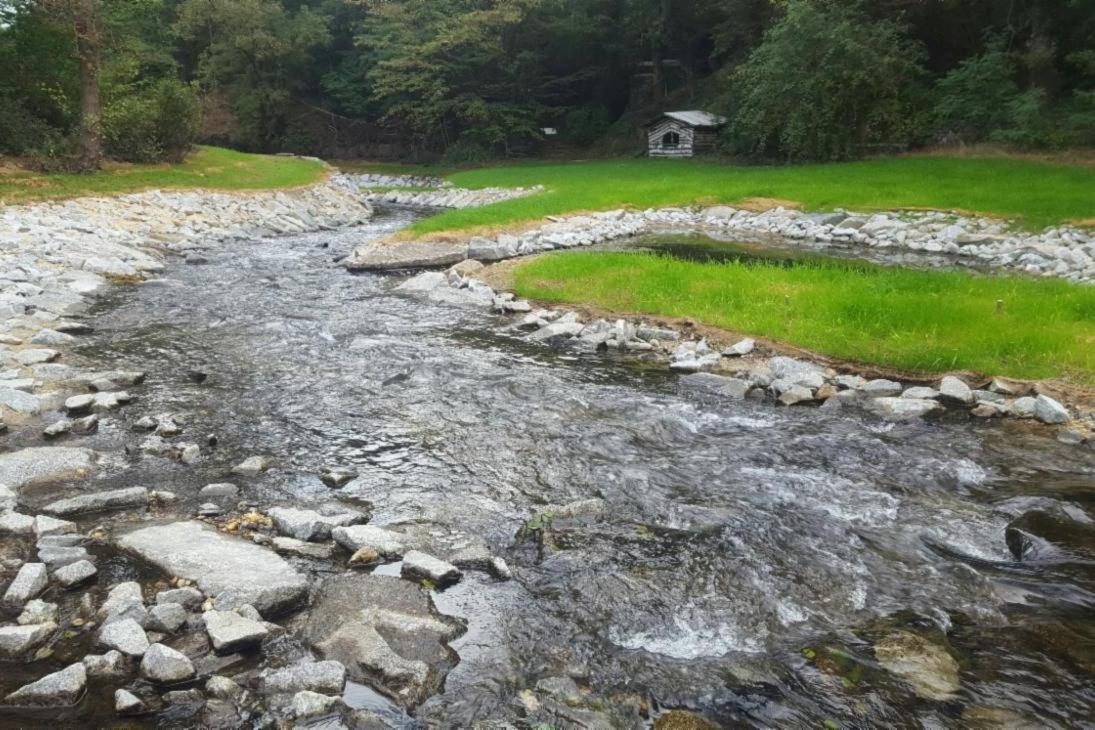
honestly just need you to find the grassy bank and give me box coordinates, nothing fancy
[0,146,328,204]
[404,156,1095,235]
[513,251,1095,384]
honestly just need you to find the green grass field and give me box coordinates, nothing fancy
[407,156,1095,235]
[513,250,1095,384]
[0,146,328,204]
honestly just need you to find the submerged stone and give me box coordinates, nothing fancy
[3,662,86,706]
[874,631,960,701]
[0,447,96,492]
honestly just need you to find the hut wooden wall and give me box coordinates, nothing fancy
[647,119,695,157]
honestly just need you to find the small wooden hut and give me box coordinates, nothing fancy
[645,110,727,158]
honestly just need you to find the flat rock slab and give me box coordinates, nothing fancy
[3,662,86,706]
[302,573,463,709]
[43,486,149,517]
[344,242,467,271]
[0,623,56,659]
[117,521,308,616]
[203,610,270,654]
[0,447,96,492]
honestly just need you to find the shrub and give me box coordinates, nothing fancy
[0,94,65,156]
[440,138,494,166]
[103,79,201,163]
[932,44,1026,144]
[723,0,928,161]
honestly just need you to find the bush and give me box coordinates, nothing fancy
[440,138,494,166]
[103,79,201,163]
[0,95,65,156]
[723,1,928,161]
[932,44,1026,144]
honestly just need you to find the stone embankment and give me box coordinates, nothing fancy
[395,266,1094,445]
[344,172,544,210]
[346,204,1095,283]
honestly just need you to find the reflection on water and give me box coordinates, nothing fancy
[61,209,1095,726]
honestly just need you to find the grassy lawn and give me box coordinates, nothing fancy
[332,160,457,177]
[513,250,1095,384]
[0,146,328,204]
[406,156,1095,235]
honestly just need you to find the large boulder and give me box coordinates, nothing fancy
[344,242,467,271]
[117,521,308,616]
[42,486,149,517]
[301,574,464,708]
[3,663,86,706]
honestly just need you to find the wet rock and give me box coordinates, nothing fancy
[536,676,581,703]
[874,630,960,701]
[778,385,814,406]
[3,662,86,706]
[14,349,59,366]
[901,386,939,400]
[231,455,271,476]
[2,562,49,608]
[320,469,357,489]
[332,524,408,558]
[206,675,243,700]
[654,709,720,730]
[0,483,14,511]
[396,271,446,293]
[140,642,196,683]
[0,447,95,491]
[52,558,97,588]
[938,376,974,404]
[83,650,127,677]
[301,574,462,708]
[261,660,347,695]
[292,690,342,718]
[156,586,205,609]
[117,520,307,616]
[0,622,55,658]
[0,387,41,414]
[401,550,462,587]
[769,356,824,380]
[867,397,945,421]
[98,582,145,622]
[38,544,90,568]
[1033,395,1069,425]
[862,379,903,397]
[272,536,335,560]
[42,419,74,439]
[268,506,366,542]
[147,603,188,634]
[16,599,57,625]
[679,373,751,399]
[98,617,150,657]
[203,609,270,654]
[34,514,76,537]
[115,688,145,716]
[722,338,755,357]
[42,486,149,517]
[199,483,238,500]
[1011,396,1037,418]
[63,393,96,414]
[972,403,1006,418]
[346,241,467,271]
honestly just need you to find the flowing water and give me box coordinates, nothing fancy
[11,208,1095,727]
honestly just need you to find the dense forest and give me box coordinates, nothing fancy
[1,0,1094,168]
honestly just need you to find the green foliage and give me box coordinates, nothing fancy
[103,79,202,163]
[562,105,612,147]
[724,1,929,161]
[932,44,1026,144]
[514,249,1095,384]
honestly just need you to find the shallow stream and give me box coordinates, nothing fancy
[6,208,1095,727]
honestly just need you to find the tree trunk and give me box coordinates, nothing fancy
[73,0,102,171]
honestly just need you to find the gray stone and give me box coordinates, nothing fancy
[83,650,127,677]
[98,618,150,657]
[768,356,824,380]
[1011,396,1038,418]
[722,338,755,357]
[0,511,35,535]
[52,559,97,588]
[0,447,95,491]
[63,393,96,413]
[272,536,336,560]
[938,376,974,404]
[395,272,446,292]
[0,387,41,414]
[140,643,196,683]
[332,525,408,558]
[203,609,270,654]
[14,349,59,366]
[231,455,271,476]
[156,586,205,609]
[292,690,341,718]
[2,562,49,608]
[868,397,945,421]
[117,521,307,616]
[115,688,145,716]
[42,486,148,517]
[146,603,188,633]
[345,241,467,271]
[778,386,815,406]
[0,622,55,659]
[199,483,238,500]
[3,662,86,706]
[206,675,243,700]
[16,599,58,625]
[38,545,90,568]
[0,483,14,511]
[401,550,462,587]
[862,379,903,397]
[679,373,751,399]
[901,387,939,400]
[268,506,366,542]
[98,582,144,622]
[261,660,347,695]
[34,514,76,537]
[1033,395,1070,425]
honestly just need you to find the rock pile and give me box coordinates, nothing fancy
[362,184,544,210]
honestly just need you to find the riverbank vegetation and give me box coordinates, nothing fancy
[406,156,1095,235]
[2,1,1092,167]
[513,251,1095,384]
[0,147,327,204]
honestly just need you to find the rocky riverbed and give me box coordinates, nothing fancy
[1,184,1095,728]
